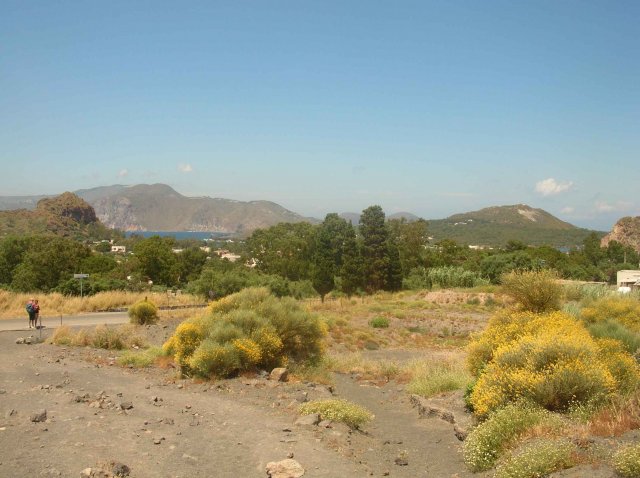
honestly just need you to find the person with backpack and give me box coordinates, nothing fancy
[26,298,35,329]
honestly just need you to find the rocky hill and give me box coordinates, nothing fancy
[77,184,314,234]
[427,204,600,248]
[0,192,112,239]
[601,216,640,253]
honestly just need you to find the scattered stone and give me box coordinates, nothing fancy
[394,456,409,466]
[153,437,165,445]
[119,402,133,410]
[265,458,305,478]
[295,413,320,426]
[296,392,309,403]
[30,410,47,423]
[0,389,6,394]
[15,337,25,345]
[270,368,289,382]
[160,417,174,425]
[6,409,17,418]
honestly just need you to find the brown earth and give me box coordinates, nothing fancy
[0,323,486,478]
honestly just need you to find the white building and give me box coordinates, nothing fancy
[616,270,640,289]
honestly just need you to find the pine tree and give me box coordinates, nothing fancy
[340,222,363,297]
[360,205,389,293]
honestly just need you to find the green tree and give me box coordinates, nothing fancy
[387,218,429,276]
[340,222,363,297]
[133,236,178,286]
[312,223,335,301]
[0,235,33,286]
[11,236,92,292]
[360,205,389,293]
[245,222,316,281]
[386,235,403,291]
[174,246,208,284]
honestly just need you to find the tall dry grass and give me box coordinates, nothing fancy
[0,290,203,319]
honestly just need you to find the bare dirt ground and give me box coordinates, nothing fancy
[0,322,484,478]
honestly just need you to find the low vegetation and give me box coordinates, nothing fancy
[494,437,576,478]
[49,324,145,350]
[500,269,562,313]
[298,399,374,429]
[612,443,640,478]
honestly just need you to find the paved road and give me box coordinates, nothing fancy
[0,311,130,332]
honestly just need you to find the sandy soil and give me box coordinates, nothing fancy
[0,326,483,478]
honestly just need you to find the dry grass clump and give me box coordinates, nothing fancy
[299,399,374,429]
[405,356,472,398]
[0,290,202,319]
[117,346,164,368]
[48,324,145,350]
[588,389,640,437]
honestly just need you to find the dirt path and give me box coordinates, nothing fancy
[0,328,479,477]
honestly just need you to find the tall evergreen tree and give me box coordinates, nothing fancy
[386,236,403,292]
[340,222,363,297]
[312,225,335,301]
[360,205,389,293]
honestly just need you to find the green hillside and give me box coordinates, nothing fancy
[427,204,603,248]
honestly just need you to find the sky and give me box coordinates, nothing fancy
[1,1,638,231]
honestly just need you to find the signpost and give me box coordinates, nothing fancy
[73,273,90,298]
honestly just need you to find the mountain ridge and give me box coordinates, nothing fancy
[0,184,605,246]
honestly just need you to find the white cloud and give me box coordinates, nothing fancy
[117,169,129,178]
[561,206,574,214]
[178,163,193,173]
[535,178,574,196]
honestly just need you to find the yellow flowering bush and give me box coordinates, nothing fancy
[163,320,205,369]
[581,296,640,332]
[163,288,326,378]
[232,338,262,366]
[467,311,640,417]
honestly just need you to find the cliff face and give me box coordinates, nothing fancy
[601,216,640,253]
[0,192,111,239]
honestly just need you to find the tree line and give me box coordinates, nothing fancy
[0,205,638,298]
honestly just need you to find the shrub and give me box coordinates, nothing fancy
[467,310,640,417]
[463,403,558,472]
[299,399,374,429]
[501,269,562,313]
[494,437,575,478]
[612,443,640,478]
[163,288,326,378]
[128,299,158,325]
[369,316,390,328]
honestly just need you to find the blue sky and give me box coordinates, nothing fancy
[1,1,638,230]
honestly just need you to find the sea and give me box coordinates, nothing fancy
[124,231,232,240]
